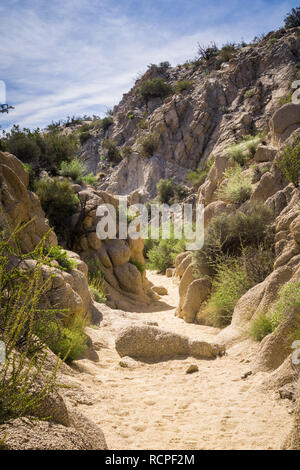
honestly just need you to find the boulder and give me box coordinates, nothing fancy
[271,103,300,142]
[152,285,168,295]
[115,325,225,360]
[254,145,277,162]
[180,278,211,323]
[115,325,189,359]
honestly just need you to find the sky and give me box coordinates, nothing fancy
[0,0,297,130]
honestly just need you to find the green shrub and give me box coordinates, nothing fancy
[193,203,273,275]
[137,132,159,158]
[157,178,188,204]
[45,314,87,363]
[244,89,255,99]
[101,117,114,131]
[186,159,214,188]
[79,131,93,145]
[250,314,274,341]
[250,281,300,341]
[174,80,193,93]
[203,245,274,328]
[277,137,300,187]
[88,271,106,304]
[219,43,236,62]
[217,166,253,204]
[284,7,300,28]
[81,173,98,186]
[139,78,173,101]
[225,135,262,165]
[59,158,86,183]
[0,224,63,424]
[279,92,293,106]
[42,245,78,272]
[129,259,145,274]
[34,177,79,240]
[102,139,122,164]
[146,223,186,273]
[157,179,175,204]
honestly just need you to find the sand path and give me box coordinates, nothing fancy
[67,271,293,450]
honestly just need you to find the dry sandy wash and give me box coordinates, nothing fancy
[64,271,293,450]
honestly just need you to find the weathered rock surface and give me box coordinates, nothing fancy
[115,324,224,360]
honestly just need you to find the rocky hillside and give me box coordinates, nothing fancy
[78,27,300,201]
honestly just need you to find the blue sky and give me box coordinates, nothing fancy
[0,0,296,130]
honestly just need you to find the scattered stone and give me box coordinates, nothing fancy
[152,286,168,295]
[241,371,253,380]
[166,268,174,278]
[186,364,199,374]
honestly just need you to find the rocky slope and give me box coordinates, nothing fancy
[79,28,300,201]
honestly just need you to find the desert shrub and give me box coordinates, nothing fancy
[101,117,114,131]
[0,224,64,424]
[147,238,185,273]
[102,139,122,164]
[219,43,236,62]
[41,245,77,272]
[217,166,253,204]
[174,80,193,93]
[81,173,98,186]
[139,78,173,101]
[45,314,87,363]
[145,222,186,273]
[129,259,145,274]
[203,244,274,328]
[59,158,86,183]
[137,119,149,130]
[279,92,293,106]
[88,271,106,304]
[244,89,255,99]
[250,281,300,341]
[157,179,175,204]
[186,159,214,188]
[137,132,159,158]
[284,7,300,29]
[250,314,274,341]
[121,146,133,159]
[157,178,188,204]
[193,203,273,275]
[1,126,78,176]
[225,135,262,165]
[277,137,300,187]
[203,258,253,327]
[79,131,93,145]
[197,42,219,61]
[34,177,79,240]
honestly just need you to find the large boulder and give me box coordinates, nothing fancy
[115,325,190,359]
[115,324,224,360]
[179,278,211,323]
[271,103,300,142]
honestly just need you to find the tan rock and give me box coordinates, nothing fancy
[180,278,211,323]
[152,285,168,295]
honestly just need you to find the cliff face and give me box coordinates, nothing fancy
[79,28,300,201]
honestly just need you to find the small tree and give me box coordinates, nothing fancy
[278,137,300,187]
[284,7,300,29]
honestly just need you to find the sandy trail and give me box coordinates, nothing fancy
[66,271,293,450]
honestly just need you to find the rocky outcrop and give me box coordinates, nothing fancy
[115,324,224,360]
[0,411,107,450]
[70,187,152,310]
[0,151,98,322]
[73,29,300,201]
